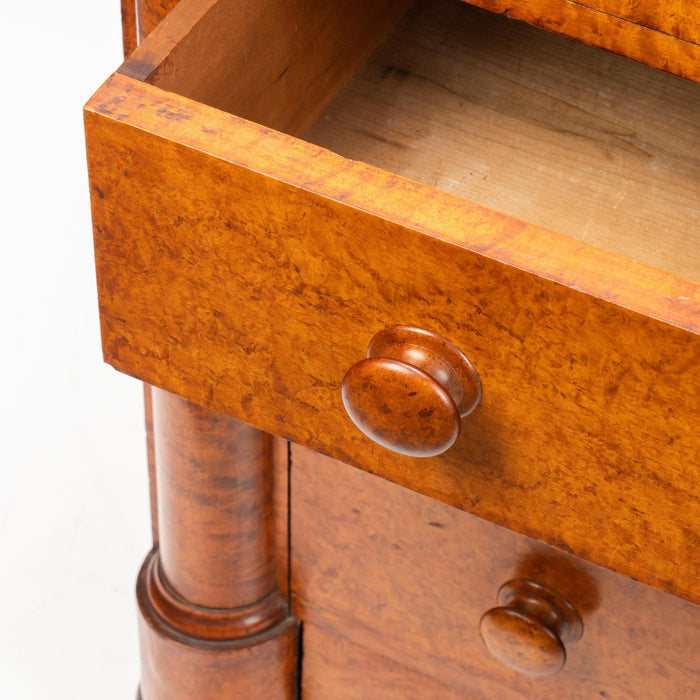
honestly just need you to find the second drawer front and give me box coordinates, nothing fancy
[291,447,700,699]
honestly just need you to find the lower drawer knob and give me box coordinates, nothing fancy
[341,326,481,457]
[479,579,583,676]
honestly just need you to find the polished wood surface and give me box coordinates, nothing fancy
[120,0,138,56]
[457,0,700,82]
[306,0,700,285]
[89,0,700,695]
[138,582,299,700]
[302,624,469,699]
[342,326,481,457]
[132,0,188,554]
[85,68,699,604]
[137,390,298,698]
[272,435,291,601]
[88,72,700,328]
[568,0,700,44]
[137,0,182,41]
[130,0,184,554]
[120,2,302,695]
[291,446,700,698]
[152,389,278,608]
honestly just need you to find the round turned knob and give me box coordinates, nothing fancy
[479,579,583,676]
[341,326,481,457]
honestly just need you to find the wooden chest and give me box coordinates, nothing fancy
[86,0,699,696]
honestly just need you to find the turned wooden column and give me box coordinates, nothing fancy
[120,0,182,55]
[122,4,298,697]
[136,0,182,41]
[137,389,299,699]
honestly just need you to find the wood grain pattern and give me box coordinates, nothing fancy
[458,0,700,83]
[121,0,138,56]
[133,0,184,553]
[136,390,299,698]
[291,447,700,698]
[302,624,472,699]
[85,72,699,333]
[272,435,290,601]
[152,388,277,608]
[120,0,413,139]
[125,1,300,696]
[306,0,700,284]
[85,72,699,605]
[538,0,700,46]
[96,1,699,695]
[137,0,182,42]
[138,572,299,699]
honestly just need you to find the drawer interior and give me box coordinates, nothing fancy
[126,0,700,284]
[306,0,700,284]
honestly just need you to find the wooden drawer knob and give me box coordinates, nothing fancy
[479,579,583,676]
[341,326,481,457]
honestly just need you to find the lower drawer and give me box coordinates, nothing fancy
[290,446,700,698]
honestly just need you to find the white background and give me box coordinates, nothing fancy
[1,3,151,697]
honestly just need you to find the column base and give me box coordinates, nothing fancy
[136,550,300,699]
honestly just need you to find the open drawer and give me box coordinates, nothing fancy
[85,0,700,605]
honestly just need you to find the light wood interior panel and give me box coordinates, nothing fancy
[120,0,413,137]
[306,0,700,283]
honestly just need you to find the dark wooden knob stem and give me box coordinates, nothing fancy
[342,326,481,457]
[479,579,583,676]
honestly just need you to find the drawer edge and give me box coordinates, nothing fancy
[85,72,700,333]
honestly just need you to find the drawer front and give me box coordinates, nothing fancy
[291,446,700,699]
[84,0,700,604]
[459,0,700,82]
